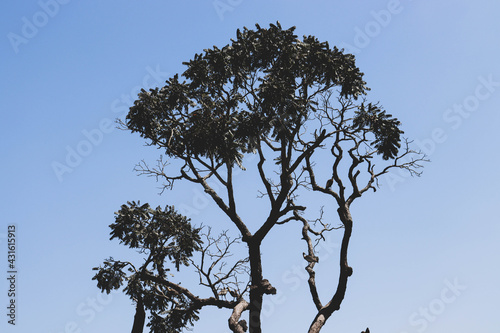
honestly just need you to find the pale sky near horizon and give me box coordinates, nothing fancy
[1,1,500,332]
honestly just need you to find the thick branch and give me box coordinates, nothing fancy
[141,273,239,310]
[308,206,353,333]
[257,144,276,205]
[227,163,237,214]
[131,297,146,333]
[295,212,322,310]
[187,158,252,241]
[254,130,329,242]
[228,299,250,333]
[305,155,341,204]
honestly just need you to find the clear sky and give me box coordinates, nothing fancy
[1,0,499,332]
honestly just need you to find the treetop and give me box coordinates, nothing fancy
[126,22,370,167]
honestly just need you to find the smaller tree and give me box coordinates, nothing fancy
[93,202,205,332]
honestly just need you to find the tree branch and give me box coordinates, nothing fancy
[257,143,276,205]
[308,206,353,333]
[186,157,252,241]
[141,272,239,310]
[228,299,249,333]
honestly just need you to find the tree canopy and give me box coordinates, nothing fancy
[93,22,426,333]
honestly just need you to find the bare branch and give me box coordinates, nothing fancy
[190,228,250,301]
[134,157,184,193]
[304,155,341,204]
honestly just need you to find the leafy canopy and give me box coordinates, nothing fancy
[92,202,202,332]
[126,22,403,167]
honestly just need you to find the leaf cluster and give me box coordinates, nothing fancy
[126,22,369,167]
[110,201,201,271]
[353,103,403,160]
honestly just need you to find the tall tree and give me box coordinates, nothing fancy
[93,22,427,333]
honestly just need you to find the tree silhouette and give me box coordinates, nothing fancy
[93,22,427,333]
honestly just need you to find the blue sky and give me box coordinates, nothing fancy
[1,0,499,332]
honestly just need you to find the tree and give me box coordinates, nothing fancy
[93,22,427,333]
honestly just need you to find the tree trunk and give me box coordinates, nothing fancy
[248,240,263,333]
[131,298,145,333]
[308,206,353,333]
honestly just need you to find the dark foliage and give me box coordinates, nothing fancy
[125,22,387,168]
[92,203,202,332]
[353,103,403,160]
